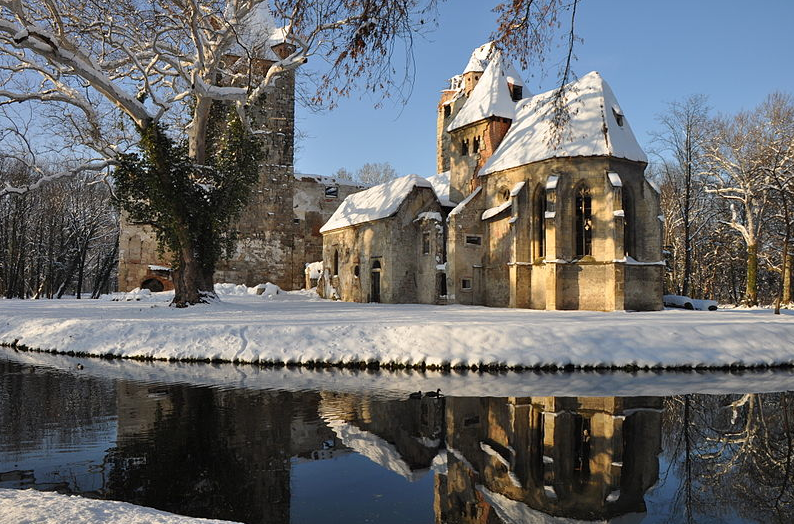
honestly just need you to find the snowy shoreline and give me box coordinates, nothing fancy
[1,287,793,371]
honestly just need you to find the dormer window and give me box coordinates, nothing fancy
[510,84,523,102]
[612,106,624,127]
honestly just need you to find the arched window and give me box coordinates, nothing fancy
[333,250,339,276]
[575,186,593,258]
[533,186,546,260]
[623,188,635,258]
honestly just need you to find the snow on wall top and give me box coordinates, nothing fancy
[227,4,285,61]
[426,171,456,207]
[448,52,519,132]
[480,71,648,176]
[294,172,368,188]
[319,174,433,233]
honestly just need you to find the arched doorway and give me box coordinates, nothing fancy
[140,278,165,292]
[371,260,382,303]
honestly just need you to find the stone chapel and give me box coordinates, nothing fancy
[320,43,664,311]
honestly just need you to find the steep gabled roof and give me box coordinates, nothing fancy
[448,52,519,132]
[426,171,456,207]
[480,71,647,175]
[319,174,433,233]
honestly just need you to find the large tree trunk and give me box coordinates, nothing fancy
[745,243,758,307]
[171,240,215,307]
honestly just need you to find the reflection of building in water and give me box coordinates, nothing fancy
[437,396,662,523]
[318,392,446,481]
[109,385,345,524]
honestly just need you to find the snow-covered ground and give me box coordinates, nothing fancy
[0,489,240,524]
[0,287,792,370]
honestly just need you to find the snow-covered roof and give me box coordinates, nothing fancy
[448,186,481,217]
[319,174,433,233]
[463,42,493,74]
[461,42,524,88]
[323,414,430,482]
[480,72,648,175]
[448,52,519,132]
[426,171,456,207]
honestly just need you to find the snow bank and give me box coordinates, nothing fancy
[5,349,794,399]
[0,489,241,524]
[1,292,793,370]
[305,261,323,280]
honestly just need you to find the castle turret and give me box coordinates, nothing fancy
[445,51,523,202]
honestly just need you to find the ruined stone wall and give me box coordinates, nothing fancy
[214,69,298,290]
[118,63,369,293]
[117,217,173,292]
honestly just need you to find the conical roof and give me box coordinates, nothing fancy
[448,52,519,132]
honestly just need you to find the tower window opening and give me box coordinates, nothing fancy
[461,139,469,157]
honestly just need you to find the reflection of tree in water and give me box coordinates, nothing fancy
[0,359,115,456]
[104,386,307,524]
[662,392,794,524]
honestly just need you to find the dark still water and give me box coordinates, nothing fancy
[1,353,793,524]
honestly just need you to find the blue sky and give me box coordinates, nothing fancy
[294,1,794,178]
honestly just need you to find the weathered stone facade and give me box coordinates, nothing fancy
[118,58,366,293]
[443,46,663,311]
[322,43,663,311]
[319,180,446,304]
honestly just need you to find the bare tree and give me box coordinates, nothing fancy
[0,0,441,306]
[702,108,773,306]
[0,0,579,307]
[651,95,714,298]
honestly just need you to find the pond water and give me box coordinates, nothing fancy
[1,352,792,524]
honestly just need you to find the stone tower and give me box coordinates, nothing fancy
[118,40,366,293]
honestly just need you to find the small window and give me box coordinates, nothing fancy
[465,235,482,246]
[333,250,339,276]
[612,107,624,127]
[422,231,431,255]
[443,105,451,118]
[499,187,510,202]
[472,136,480,154]
[353,265,360,278]
[325,185,339,198]
[461,139,469,157]
[510,85,523,102]
[461,278,472,290]
[293,218,300,224]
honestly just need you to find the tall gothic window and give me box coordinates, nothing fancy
[533,186,546,259]
[575,186,592,257]
[623,189,635,258]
